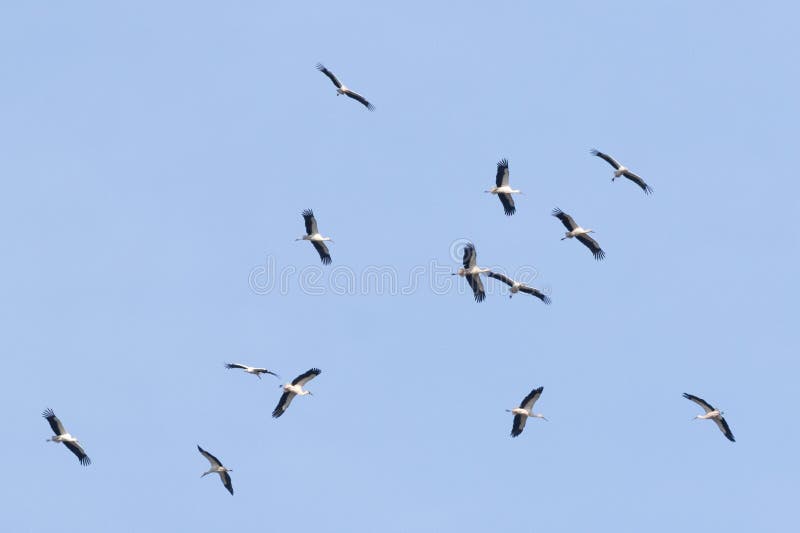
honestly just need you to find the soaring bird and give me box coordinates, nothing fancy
[590,149,652,194]
[552,208,605,260]
[316,63,375,111]
[198,445,234,495]
[225,363,279,380]
[683,393,735,442]
[485,159,521,216]
[296,209,333,265]
[507,387,547,437]
[487,272,550,304]
[273,368,321,418]
[42,408,91,466]
[452,242,489,302]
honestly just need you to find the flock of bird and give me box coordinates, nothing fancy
[42,63,735,497]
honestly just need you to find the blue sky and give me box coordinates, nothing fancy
[1,1,798,531]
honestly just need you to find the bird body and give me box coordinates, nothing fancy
[316,63,375,110]
[683,393,735,442]
[225,363,278,379]
[273,368,321,418]
[487,272,550,303]
[453,243,489,302]
[485,159,520,216]
[552,208,605,260]
[590,149,652,194]
[507,387,547,437]
[198,445,234,495]
[42,408,91,466]
[297,209,333,264]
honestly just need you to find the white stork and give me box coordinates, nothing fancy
[296,209,333,265]
[552,208,605,260]
[507,387,547,437]
[590,149,652,194]
[487,272,551,304]
[316,63,375,111]
[42,408,90,466]
[273,368,321,418]
[224,363,279,380]
[452,242,489,302]
[197,445,234,495]
[485,159,521,216]
[683,393,735,442]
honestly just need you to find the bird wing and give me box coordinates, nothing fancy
[520,387,544,411]
[590,149,622,170]
[197,445,223,468]
[302,209,318,235]
[272,391,296,418]
[497,193,516,216]
[292,367,322,386]
[511,414,527,437]
[64,441,91,466]
[488,271,514,287]
[551,208,578,231]
[462,243,477,268]
[316,63,342,88]
[518,285,551,304]
[312,241,332,265]
[576,233,605,260]
[495,159,509,187]
[225,363,248,370]
[343,89,375,111]
[221,471,234,495]
[42,408,66,436]
[254,368,278,377]
[714,416,735,442]
[466,273,486,302]
[622,170,652,194]
[682,393,716,414]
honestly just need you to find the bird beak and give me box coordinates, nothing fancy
[542,417,549,422]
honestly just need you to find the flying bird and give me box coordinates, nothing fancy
[452,242,489,302]
[683,393,735,442]
[552,208,605,260]
[42,408,91,466]
[225,363,279,380]
[485,159,521,216]
[273,368,321,418]
[198,445,234,495]
[590,149,652,194]
[316,63,375,111]
[296,209,333,265]
[507,387,547,437]
[487,272,550,304]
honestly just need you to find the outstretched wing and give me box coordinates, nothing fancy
[272,391,296,418]
[343,89,375,111]
[302,209,318,235]
[312,241,332,265]
[225,363,248,371]
[551,208,578,231]
[590,149,622,170]
[42,408,66,436]
[466,273,485,302]
[316,63,342,88]
[292,368,322,386]
[682,393,716,414]
[64,441,91,466]
[462,243,477,269]
[714,416,736,442]
[511,414,527,437]
[519,285,551,304]
[221,471,234,495]
[622,170,652,194]
[498,193,516,216]
[495,158,509,187]
[519,387,544,411]
[197,445,223,468]
[488,272,514,288]
[576,233,605,260]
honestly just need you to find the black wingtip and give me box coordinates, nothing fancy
[474,292,486,303]
[497,158,509,169]
[79,455,91,466]
[590,148,600,156]
[541,295,552,305]
[42,408,55,418]
[315,62,325,71]
[504,205,516,216]
[302,209,314,218]
[320,255,332,265]
[272,409,284,419]
[593,249,606,261]
[551,207,564,217]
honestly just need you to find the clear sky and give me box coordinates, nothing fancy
[1,1,798,531]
